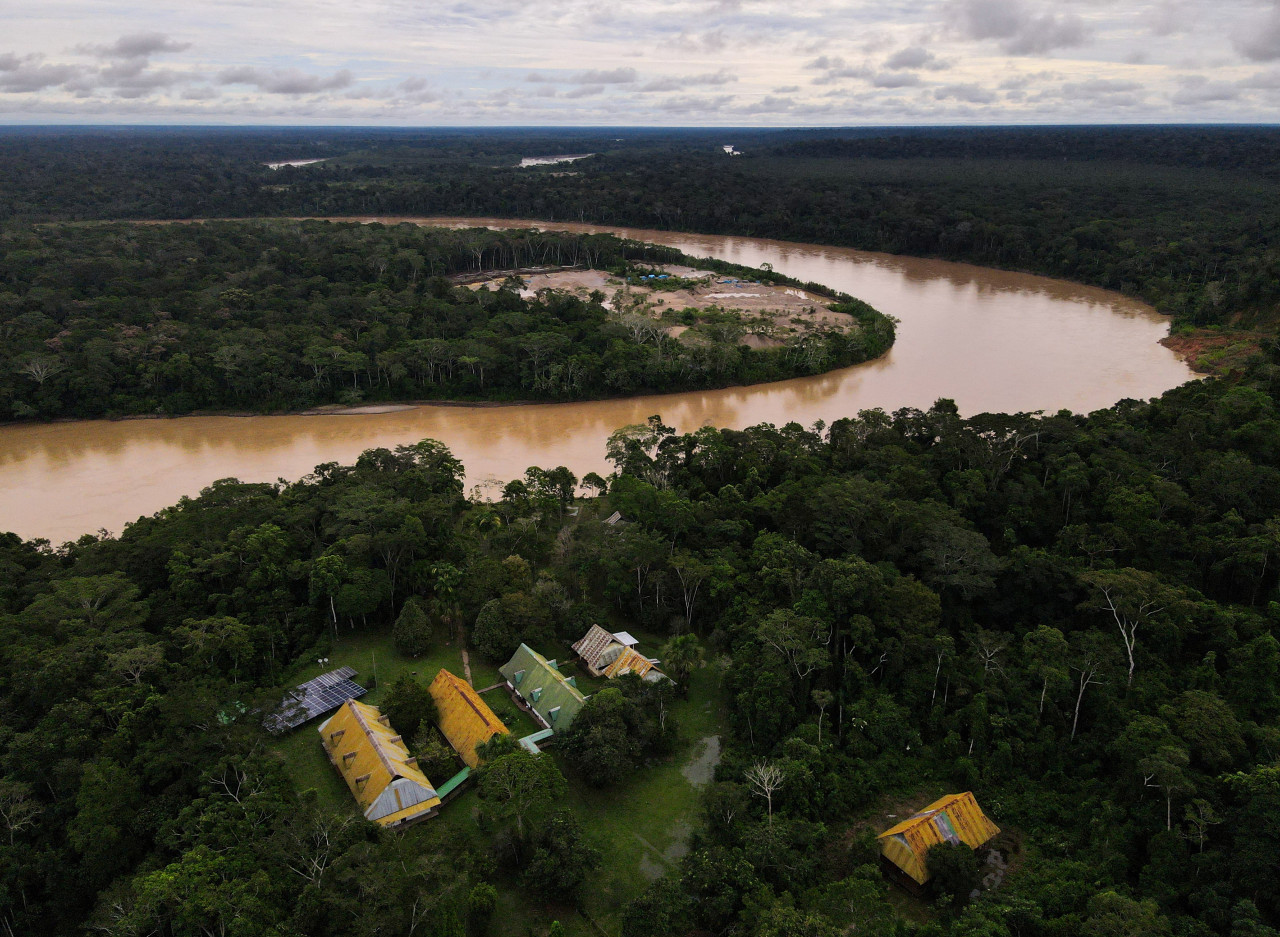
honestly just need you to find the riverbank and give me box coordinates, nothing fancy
[1160,329,1268,376]
[2,221,892,425]
[0,224,1195,545]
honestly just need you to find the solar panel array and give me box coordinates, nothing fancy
[265,666,368,733]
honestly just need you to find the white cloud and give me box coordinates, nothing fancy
[568,68,638,84]
[871,71,923,88]
[217,67,354,95]
[83,33,191,59]
[949,0,1091,55]
[0,54,81,93]
[884,46,946,70]
[0,2,1276,123]
[934,82,998,103]
[1235,4,1280,62]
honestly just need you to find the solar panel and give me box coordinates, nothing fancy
[264,667,367,733]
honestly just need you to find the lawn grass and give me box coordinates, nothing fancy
[553,661,725,932]
[268,624,728,937]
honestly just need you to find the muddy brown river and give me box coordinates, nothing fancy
[0,219,1197,544]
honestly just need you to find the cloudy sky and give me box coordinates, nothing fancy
[3,0,1280,124]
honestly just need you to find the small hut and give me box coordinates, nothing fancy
[877,792,1000,887]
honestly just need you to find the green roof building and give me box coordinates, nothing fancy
[499,644,588,732]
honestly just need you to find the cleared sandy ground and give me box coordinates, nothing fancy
[473,264,854,346]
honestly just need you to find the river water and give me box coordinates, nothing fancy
[0,219,1197,544]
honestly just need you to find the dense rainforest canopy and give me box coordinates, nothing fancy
[1,125,1278,330]
[3,124,1280,937]
[0,221,890,420]
[3,344,1280,935]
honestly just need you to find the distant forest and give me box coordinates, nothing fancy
[1,125,1279,330]
[0,221,891,420]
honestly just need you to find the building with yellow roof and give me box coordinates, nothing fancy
[318,699,441,828]
[877,792,1000,886]
[603,646,664,681]
[429,668,509,768]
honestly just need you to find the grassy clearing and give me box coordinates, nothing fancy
[269,630,494,812]
[269,625,728,937]
[554,661,724,933]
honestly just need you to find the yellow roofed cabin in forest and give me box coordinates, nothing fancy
[318,700,441,828]
[877,792,1000,886]
[429,668,509,768]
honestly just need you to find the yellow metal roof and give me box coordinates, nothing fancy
[429,668,509,768]
[603,646,658,679]
[876,792,1000,885]
[318,700,440,827]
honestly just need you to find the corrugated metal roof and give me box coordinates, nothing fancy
[518,728,555,753]
[876,792,1000,885]
[317,700,440,827]
[499,644,587,732]
[435,766,472,800]
[573,624,620,674]
[612,631,640,646]
[429,668,509,768]
[603,646,659,679]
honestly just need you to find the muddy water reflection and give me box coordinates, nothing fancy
[0,220,1196,543]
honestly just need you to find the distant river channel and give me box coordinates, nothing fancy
[0,218,1198,543]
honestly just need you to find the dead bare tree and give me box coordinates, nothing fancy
[745,759,785,826]
[1071,659,1104,741]
[0,781,43,845]
[284,813,355,888]
[16,355,63,385]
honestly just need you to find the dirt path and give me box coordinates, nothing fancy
[461,648,473,685]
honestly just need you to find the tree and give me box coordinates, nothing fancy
[520,812,601,901]
[309,553,349,631]
[1022,625,1069,718]
[582,471,609,495]
[1181,798,1222,854]
[414,730,459,781]
[753,905,839,937]
[1114,716,1194,832]
[755,610,830,681]
[660,633,705,691]
[1069,631,1114,740]
[107,643,164,686]
[478,750,567,850]
[560,687,641,786]
[0,780,42,845]
[1086,891,1173,937]
[382,675,437,740]
[471,592,552,662]
[429,562,464,643]
[466,884,497,937]
[393,599,434,658]
[926,842,981,907]
[16,354,63,385]
[669,550,712,629]
[812,689,834,745]
[1080,568,1184,686]
[745,759,785,825]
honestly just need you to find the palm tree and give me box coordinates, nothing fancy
[660,633,705,696]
